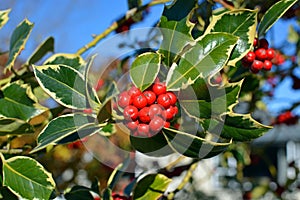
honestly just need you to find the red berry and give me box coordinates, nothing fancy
[166,92,177,105]
[149,104,164,119]
[266,48,275,60]
[126,120,139,131]
[128,86,142,97]
[263,60,273,71]
[164,107,176,120]
[143,90,156,105]
[152,82,167,95]
[123,105,138,121]
[253,37,258,47]
[149,116,165,133]
[164,121,170,128]
[157,94,171,108]
[118,92,132,108]
[259,38,269,49]
[251,60,263,72]
[132,94,148,109]
[137,124,150,136]
[244,51,256,63]
[83,108,93,114]
[139,107,151,123]
[255,48,267,60]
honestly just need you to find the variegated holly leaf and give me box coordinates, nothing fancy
[166,33,238,90]
[5,19,34,72]
[0,9,10,30]
[130,52,161,91]
[258,0,298,36]
[0,118,34,135]
[202,113,272,141]
[0,81,48,122]
[205,9,258,66]
[1,154,56,200]
[43,53,86,72]
[26,37,54,65]
[33,64,98,110]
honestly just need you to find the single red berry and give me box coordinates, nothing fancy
[149,116,165,133]
[94,79,104,91]
[164,107,176,120]
[137,124,150,136]
[157,94,171,108]
[139,107,151,123]
[152,82,167,95]
[123,105,138,121]
[253,37,258,47]
[263,60,273,71]
[244,51,256,63]
[126,120,139,131]
[255,48,267,60]
[164,121,170,128]
[172,106,179,115]
[132,94,148,109]
[83,108,93,114]
[143,90,156,105]
[266,48,275,60]
[149,104,164,119]
[259,38,269,49]
[128,86,142,97]
[166,92,177,105]
[250,60,263,73]
[118,92,132,108]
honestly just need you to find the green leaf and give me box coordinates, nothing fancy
[158,16,194,67]
[202,113,272,141]
[64,186,94,200]
[162,128,231,159]
[133,174,171,200]
[44,53,86,72]
[162,0,196,21]
[0,118,33,135]
[180,80,242,120]
[130,52,161,91]
[0,9,10,30]
[26,37,54,65]
[130,132,174,157]
[166,33,238,90]
[258,0,298,36]
[0,82,48,121]
[205,9,258,66]
[32,113,101,153]
[5,19,34,72]
[1,155,56,200]
[33,64,94,110]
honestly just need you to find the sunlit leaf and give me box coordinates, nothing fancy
[0,9,10,30]
[0,118,33,135]
[44,53,86,72]
[5,19,34,72]
[258,0,298,36]
[1,154,56,200]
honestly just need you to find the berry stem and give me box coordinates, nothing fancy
[76,0,172,55]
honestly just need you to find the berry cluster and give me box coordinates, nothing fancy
[116,81,178,137]
[242,38,275,73]
[275,111,298,125]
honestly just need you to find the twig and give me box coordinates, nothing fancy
[213,0,234,10]
[76,0,172,55]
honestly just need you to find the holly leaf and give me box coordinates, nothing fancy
[133,174,171,200]
[258,0,298,36]
[5,19,34,72]
[162,128,231,159]
[26,37,54,65]
[162,0,196,21]
[0,118,34,135]
[205,9,258,66]
[32,113,101,153]
[166,33,238,90]
[0,9,10,30]
[0,81,48,122]
[202,113,272,141]
[130,52,161,91]
[1,154,56,200]
[64,186,94,200]
[43,53,86,72]
[158,16,194,67]
[33,64,97,110]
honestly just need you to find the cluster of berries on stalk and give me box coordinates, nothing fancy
[274,111,298,125]
[116,80,179,137]
[242,38,275,73]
